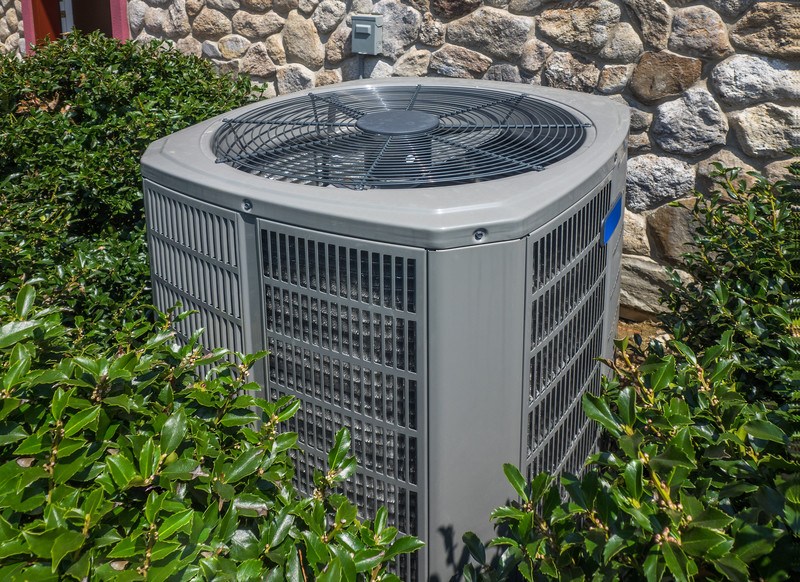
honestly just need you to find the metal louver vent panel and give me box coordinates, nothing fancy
[213,85,590,190]
[145,185,245,355]
[259,220,426,581]
[524,181,613,482]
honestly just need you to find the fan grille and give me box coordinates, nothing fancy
[213,85,591,190]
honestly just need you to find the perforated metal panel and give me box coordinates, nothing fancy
[523,181,613,481]
[145,185,247,357]
[258,220,427,580]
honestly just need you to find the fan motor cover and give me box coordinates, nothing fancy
[142,78,629,580]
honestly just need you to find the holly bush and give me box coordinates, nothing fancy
[464,161,800,581]
[0,31,257,342]
[0,283,421,580]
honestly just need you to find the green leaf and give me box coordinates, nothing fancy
[286,546,302,581]
[157,509,194,540]
[623,460,643,501]
[160,409,187,456]
[62,405,101,438]
[732,524,783,563]
[219,411,259,427]
[462,531,485,565]
[582,392,622,437]
[301,530,328,565]
[224,448,265,484]
[618,387,636,427]
[641,356,676,392]
[691,507,734,530]
[353,548,384,572]
[50,388,71,421]
[603,534,630,564]
[15,285,36,319]
[374,506,387,535]
[107,537,140,559]
[681,527,732,558]
[384,535,425,561]
[270,508,294,548]
[651,443,695,472]
[503,463,528,502]
[106,454,140,489]
[742,420,785,443]
[276,399,301,422]
[317,557,342,582]
[0,321,39,349]
[330,544,356,582]
[159,458,199,479]
[138,437,159,479]
[236,559,264,582]
[0,423,28,446]
[334,499,357,527]
[328,428,351,470]
[145,491,165,525]
[22,529,61,559]
[50,530,85,572]
[644,546,665,582]
[713,554,749,582]
[661,541,690,582]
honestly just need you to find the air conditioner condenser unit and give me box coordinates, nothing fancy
[142,78,629,581]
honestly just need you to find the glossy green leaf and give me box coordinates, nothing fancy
[691,506,734,530]
[317,557,342,582]
[0,321,39,349]
[160,409,187,455]
[582,392,622,437]
[328,428,351,470]
[0,423,28,446]
[661,541,690,582]
[462,531,486,565]
[384,535,425,561]
[236,559,264,582]
[14,285,36,319]
[623,459,643,501]
[742,420,785,443]
[732,523,783,563]
[105,454,140,489]
[50,530,85,572]
[354,548,384,572]
[158,509,194,540]
[641,356,676,391]
[62,405,101,438]
[503,463,528,502]
[270,508,294,548]
[224,448,265,484]
[681,527,732,558]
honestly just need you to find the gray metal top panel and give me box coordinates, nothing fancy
[142,78,629,250]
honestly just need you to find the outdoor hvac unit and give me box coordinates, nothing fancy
[142,78,629,581]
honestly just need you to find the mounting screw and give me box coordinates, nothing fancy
[242,199,253,211]
[473,228,487,242]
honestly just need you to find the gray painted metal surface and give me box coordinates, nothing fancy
[142,78,629,581]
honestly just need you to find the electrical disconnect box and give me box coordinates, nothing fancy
[351,14,382,55]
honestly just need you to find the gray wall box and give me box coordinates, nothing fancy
[351,14,383,55]
[141,78,629,581]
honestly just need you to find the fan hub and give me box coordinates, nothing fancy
[356,110,440,136]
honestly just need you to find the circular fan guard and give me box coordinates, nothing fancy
[213,85,591,190]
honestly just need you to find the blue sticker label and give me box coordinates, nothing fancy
[603,196,623,245]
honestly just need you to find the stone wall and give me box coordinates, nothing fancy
[0,0,23,56]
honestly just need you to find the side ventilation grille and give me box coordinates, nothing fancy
[524,182,613,482]
[145,186,246,356]
[259,221,426,581]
